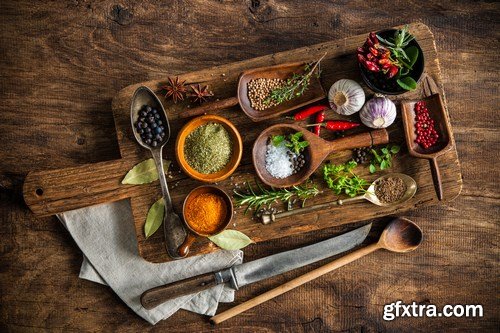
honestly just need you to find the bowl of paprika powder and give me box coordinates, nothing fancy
[178,185,233,256]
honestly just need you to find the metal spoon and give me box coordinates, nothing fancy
[130,86,187,259]
[260,173,417,224]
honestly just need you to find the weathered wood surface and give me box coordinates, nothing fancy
[0,0,498,332]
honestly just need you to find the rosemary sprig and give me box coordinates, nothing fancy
[233,181,320,214]
[264,53,326,105]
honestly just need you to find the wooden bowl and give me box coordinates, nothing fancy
[252,124,389,188]
[237,62,325,122]
[175,115,243,183]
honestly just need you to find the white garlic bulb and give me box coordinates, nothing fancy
[328,79,365,115]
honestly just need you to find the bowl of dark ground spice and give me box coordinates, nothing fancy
[176,115,243,183]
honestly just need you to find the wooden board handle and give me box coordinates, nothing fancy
[329,129,389,152]
[210,243,380,325]
[140,272,218,310]
[180,97,239,118]
[23,159,134,217]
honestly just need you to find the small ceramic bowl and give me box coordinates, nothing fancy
[175,114,243,183]
[359,29,425,95]
[178,185,233,256]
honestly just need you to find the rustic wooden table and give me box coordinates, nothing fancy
[0,1,498,332]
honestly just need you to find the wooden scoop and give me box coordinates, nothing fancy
[180,60,325,122]
[252,124,389,188]
[210,217,423,324]
[401,75,454,200]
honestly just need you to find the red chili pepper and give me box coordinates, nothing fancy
[363,60,380,72]
[313,111,325,136]
[387,65,399,78]
[378,58,391,66]
[292,104,329,121]
[357,54,366,63]
[369,32,378,44]
[369,47,379,56]
[308,120,360,131]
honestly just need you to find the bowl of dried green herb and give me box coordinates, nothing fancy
[175,115,243,183]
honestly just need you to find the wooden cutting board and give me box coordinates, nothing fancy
[23,22,462,263]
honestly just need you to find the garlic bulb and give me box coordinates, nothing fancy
[359,96,397,129]
[328,79,365,115]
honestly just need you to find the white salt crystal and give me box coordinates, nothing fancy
[265,141,295,179]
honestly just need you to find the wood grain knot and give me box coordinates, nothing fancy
[110,5,133,26]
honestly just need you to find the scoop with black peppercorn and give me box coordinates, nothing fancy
[130,86,187,259]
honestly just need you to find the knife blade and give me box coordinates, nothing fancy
[141,223,371,309]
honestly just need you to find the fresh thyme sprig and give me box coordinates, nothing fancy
[264,53,326,105]
[234,180,320,214]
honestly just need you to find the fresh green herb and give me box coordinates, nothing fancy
[377,25,420,91]
[396,77,417,91]
[234,180,320,214]
[287,132,309,154]
[323,160,369,197]
[208,230,254,250]
[271,132,310,154]
[369,144,400,173]
[271,135,285,146]
[265,53,326,105]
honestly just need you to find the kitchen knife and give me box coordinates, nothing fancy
[141,223,371,310]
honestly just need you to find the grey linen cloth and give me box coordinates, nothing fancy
[57,200,243,324]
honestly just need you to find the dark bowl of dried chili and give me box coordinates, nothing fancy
[358,29,425,95]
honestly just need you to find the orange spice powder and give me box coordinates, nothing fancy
[184,193,227,235]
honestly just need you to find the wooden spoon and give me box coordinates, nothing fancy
[210,217,423,325]
[401,75,454,200]
[252,124,389,188]
[180,59,325,121]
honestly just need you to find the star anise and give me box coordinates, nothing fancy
[161,76,187,103]
[188,84,214,104]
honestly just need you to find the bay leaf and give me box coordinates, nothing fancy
[208,230,254,250]
[396,77,417,91]
[122,158,171,184]
[144,197,165,239]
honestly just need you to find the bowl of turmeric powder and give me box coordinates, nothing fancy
[178,185,233,256]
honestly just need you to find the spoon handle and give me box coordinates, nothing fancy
[328,129,389,153]
[430,157,443,200]
[151,148,173,211]
[210,242,380,325]
[260,196,364,224]
[180,97,239,119]
[151,148,187,259]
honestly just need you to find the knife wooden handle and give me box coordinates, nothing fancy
[141,272,218,310]
[23,159,135,217]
